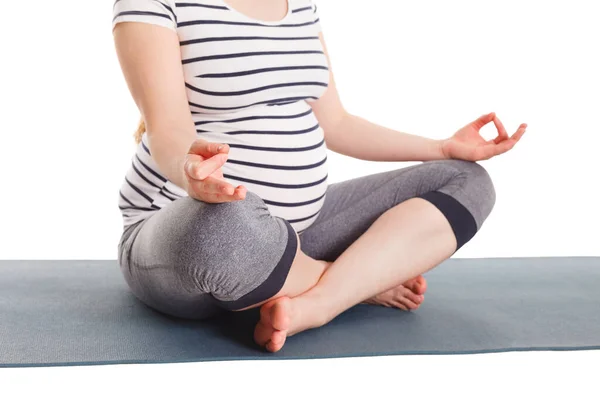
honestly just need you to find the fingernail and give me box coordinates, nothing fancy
[217,145,224,151]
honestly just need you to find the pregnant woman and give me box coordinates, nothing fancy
[113,0,526,352]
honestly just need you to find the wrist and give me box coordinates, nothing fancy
[178,155,192,193]
[436,139,451,160]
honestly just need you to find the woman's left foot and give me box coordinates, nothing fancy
[363,275,427,310]
[320,261,428,310]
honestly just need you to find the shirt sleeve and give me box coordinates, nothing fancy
[311,1,322,33]
[112,0,177,32]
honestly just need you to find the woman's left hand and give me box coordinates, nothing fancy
[441,112,527,161]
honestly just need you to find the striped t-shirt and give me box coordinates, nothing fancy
[112,0,330,233]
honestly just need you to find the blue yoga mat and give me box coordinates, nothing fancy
[1,257,599,368]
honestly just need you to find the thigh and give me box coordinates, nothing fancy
[298,159,495,261]
[118,191,298,319]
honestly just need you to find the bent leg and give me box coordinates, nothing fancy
[294,159,495,309]
[255,160,497,351]
[299,159,496,261]
[118,191,328,318]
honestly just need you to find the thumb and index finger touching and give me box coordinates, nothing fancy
[189,139,230,158]
[184,139,247,201]
[474,112,527,145]
[186,140,230,180]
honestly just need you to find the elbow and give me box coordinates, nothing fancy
[320,107,349,139]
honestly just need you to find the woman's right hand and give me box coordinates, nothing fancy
[183,139,247,203]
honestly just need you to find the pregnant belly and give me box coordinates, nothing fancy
[221,155,329,224]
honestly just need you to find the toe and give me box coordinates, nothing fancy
[415,276,428,295]
[396,295,420,310]
[404,289,424,305]
[259,300,277,325]
[403,277,419,292]
[254,321,273,347]
[393,301,409,311]
[272,330,287,346]
[266,341,280,353]
[270,297,292,331]
[267,331,287,352]
[392,299,415,310]
[404,275,425,295]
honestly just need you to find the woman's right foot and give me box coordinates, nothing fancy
[254,297,291,352]
[254,294,324,352]
[254,268,429,352]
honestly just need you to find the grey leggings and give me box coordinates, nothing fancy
[117,159,496,320]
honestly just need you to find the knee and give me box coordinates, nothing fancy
[461,160,496,223]
[468,161,496,219]
[438,159,497,227]
[168,191,270,267]
[174,191,267,236]
[167,192,295,303]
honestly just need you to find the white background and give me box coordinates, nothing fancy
[0,0,598,398]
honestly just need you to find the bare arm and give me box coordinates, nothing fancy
[113,22,196,190]
[309,33,447,162]
[113,22,245,201]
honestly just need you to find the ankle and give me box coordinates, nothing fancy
[292,289,332,329]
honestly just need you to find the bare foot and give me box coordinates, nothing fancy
[254,297,292,352]
[255,288,331,352]
[320,261,428,311]
[254,266,428,352]
[362,275,427,310]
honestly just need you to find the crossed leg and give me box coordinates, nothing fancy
[316,260,427,310]
[242,160,496,352]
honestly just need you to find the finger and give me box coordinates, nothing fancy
[188,139,230,158]
[207,185,246,200]
[511,123,527,142]
[487,134,508,145]
[190,181,247,202]
[194,192,241,204]
[474,143,499,160]
[492,115,510,143]
[478,126,526,159]
[194,175,236,195]
[186,153,229,180]
[473,112,495,130]
[196,178,246,200]
[480,139,516,159]
[234,185,247,200]
[495,138,517,155]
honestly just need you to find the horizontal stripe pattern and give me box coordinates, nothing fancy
[113,0,328,232]
[113,0,178,31]
[196,65,327,79]
[181,35,319,46]
[177,18,319,28]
